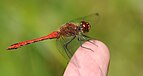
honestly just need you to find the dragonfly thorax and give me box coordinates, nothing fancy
[59,23,79,37]
[80,21,90,33]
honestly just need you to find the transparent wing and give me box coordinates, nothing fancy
[56,13,99,60]
[69,13,100,38]
[56,36,81,60]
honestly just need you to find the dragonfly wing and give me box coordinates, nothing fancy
[70,13,99,23]
[56,13,99,60]
[56,36,80,60]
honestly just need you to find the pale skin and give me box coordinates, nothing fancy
[64,40,110,76]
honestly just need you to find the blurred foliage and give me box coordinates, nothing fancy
[0,0,143,76]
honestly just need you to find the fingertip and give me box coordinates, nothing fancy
[64,40,110,76]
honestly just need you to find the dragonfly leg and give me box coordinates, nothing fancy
[81,34,98,47]
[78,37,94,52]
[63,36,76,58]
[63,46,71,59]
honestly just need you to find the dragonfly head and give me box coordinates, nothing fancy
[80,21,90,33]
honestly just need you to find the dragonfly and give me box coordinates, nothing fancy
[7,13,99,59]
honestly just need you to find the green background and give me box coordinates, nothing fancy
[0,0,143,76]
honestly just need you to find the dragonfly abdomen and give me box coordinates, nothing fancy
[7,31,59,50]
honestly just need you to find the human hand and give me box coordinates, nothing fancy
[64,40,110,76]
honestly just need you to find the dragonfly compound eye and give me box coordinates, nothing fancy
[80,21,90,33]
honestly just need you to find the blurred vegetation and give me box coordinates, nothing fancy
[0,0,143,76]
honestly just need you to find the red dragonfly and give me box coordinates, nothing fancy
[7,13,99,59]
